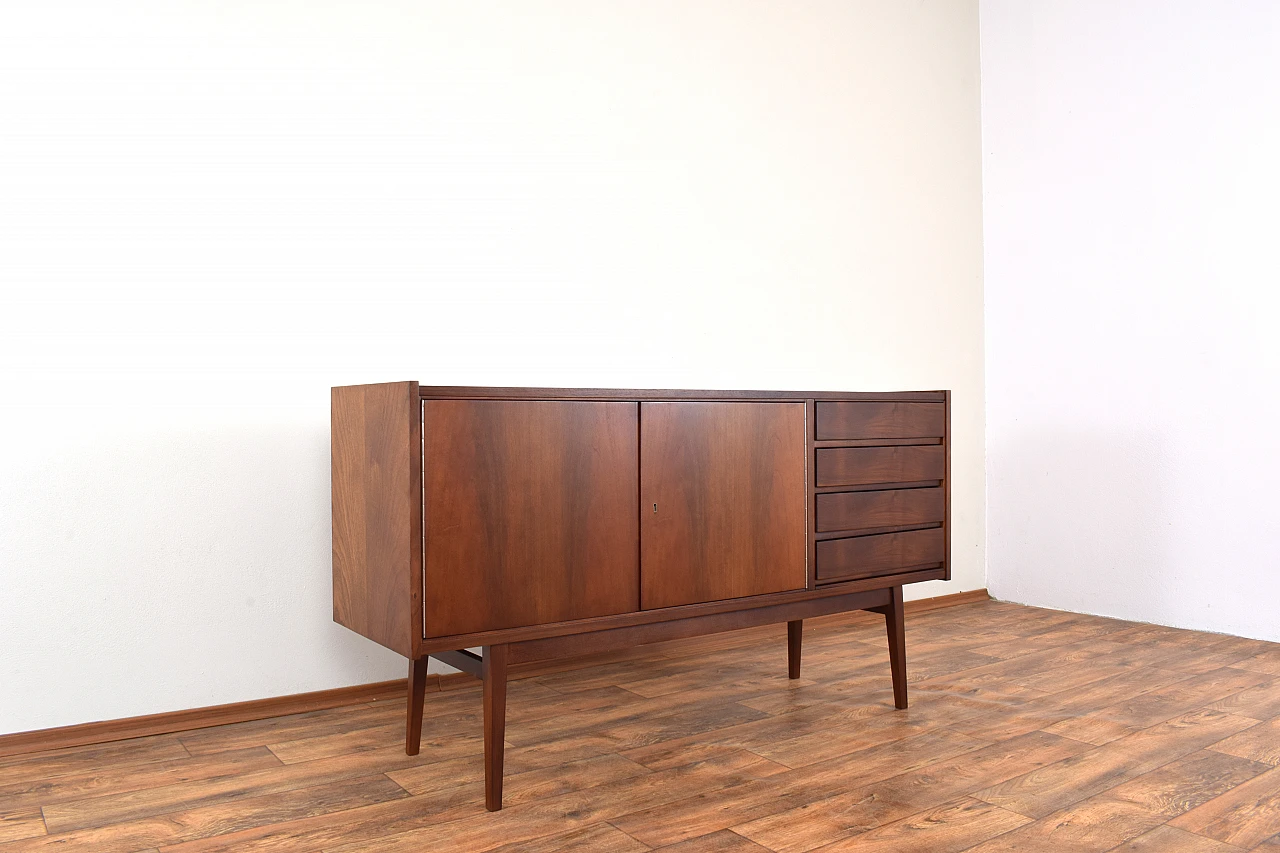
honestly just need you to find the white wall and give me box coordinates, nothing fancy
[0,1,984,735]
[982,1,1280,641]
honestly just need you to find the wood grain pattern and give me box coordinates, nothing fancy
[405,659,427,756]
[0,811,46,843]
[4,598,1277,853]
[816,528,945,583]
[815,487,944,533]
[815,401,945,441]
[640,402,807,609]
[422,400,640,637]
[331,381,421,657]
[1170,765,1280,848]
[482,645,508,811]
[815,445,945,488]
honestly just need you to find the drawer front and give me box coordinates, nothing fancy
[815,445,944,488]
[816,401,944,440]
[815,487,944,533]
[816,528,945,583]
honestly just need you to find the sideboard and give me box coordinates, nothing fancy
[332,383,951,810]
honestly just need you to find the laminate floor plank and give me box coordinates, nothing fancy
[651,829,775,851]
[0,746,281,813]
[1,774,409,853]
[1104,824,1242,852]
[805,797,1031,853]
[731,731,1090,853]
[612,728,989,848]
[3,600,1277,853]
[1233,647,1280,676]
[482,821,651,852]
[0,812,45,844]
[0,736,191,786]
[1169,764,1280,848]
[319,749,780,853]
[963,749,1269,853]
[177,703,403,757]
[972,709,1261,819]
[1207,717,1280,766]
[38,746,431,834]
[1208,678,1280,722]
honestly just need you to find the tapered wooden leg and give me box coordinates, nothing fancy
[787,620,803,679]
[482,644,509,812]
[884,586,908,709]
[405,657,428,755]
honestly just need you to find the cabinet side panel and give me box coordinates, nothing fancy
[332,382,418,657]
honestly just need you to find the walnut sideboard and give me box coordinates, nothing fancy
[331,383,951,810]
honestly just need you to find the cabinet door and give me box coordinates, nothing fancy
[423,400,639,637]
[640,402,807,609]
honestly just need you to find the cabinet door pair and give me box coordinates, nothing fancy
[422,400,807,637]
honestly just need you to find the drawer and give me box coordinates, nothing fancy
[815,487,944,533]
[816,401,944,440]
[815,445,944,488]
[816,528,945,583]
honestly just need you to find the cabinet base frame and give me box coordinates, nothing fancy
[407,585,910,811]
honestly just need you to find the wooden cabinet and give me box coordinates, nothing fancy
[332,384,951,811]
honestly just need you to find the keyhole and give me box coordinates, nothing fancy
[653,503,658,514]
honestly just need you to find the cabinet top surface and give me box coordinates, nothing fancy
[398,385,947,402]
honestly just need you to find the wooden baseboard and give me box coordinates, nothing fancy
[0,587,989,759]
[0,680,409,760]
[905,587,991,614]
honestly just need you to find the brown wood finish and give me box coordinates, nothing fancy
[815,400,946,440]
[422,400,640,637]
[482,645,508,813]
[507,589,890,666]
[639,401,808,609]
[787,620,802,679]
[419,386,946,402]
[814,437,943,448]
[0,679,402,759]
[331,381,422,658]
[6,599,1277,853]
[944,390,953,581]
[871,585,909,709]
[814,479,942,495]
[330,384,951,811]
[815,486,945,533]
[815,444,945,488]
[817,527,946,584]
[416,565,948,653]
[405,658,428,756]
[804,399,817,591]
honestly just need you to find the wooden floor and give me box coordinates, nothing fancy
[3,600,1280,852]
